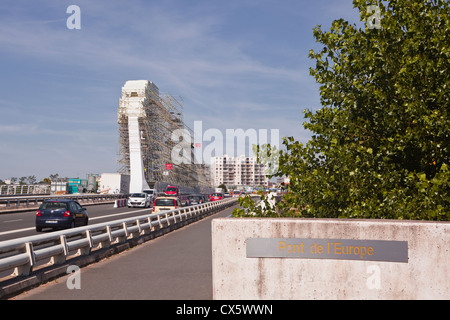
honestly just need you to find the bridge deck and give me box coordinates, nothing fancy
[12,205,236,300]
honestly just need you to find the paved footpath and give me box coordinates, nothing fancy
[13,206,237,300]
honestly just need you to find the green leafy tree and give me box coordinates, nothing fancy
[234,0,449,220]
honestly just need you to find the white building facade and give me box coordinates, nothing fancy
[210,155,269,188]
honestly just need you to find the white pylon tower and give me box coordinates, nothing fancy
[118,80,152,193]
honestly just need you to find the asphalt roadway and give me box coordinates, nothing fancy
[12,204,237,300]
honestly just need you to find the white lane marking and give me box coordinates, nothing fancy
[3,219,24,223]
[0,227,35,236]
[89,208,150,221]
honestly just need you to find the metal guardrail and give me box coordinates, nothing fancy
[0,194,127,212]
[0,184,50,196]
[0,198,238,279]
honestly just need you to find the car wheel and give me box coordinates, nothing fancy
[36,226,42,232]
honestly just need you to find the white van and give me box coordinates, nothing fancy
[142,189,158,201]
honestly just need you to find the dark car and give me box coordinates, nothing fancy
[187,194,205,206]
[36,199,89,232]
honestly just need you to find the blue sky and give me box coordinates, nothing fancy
[0,0,362,181]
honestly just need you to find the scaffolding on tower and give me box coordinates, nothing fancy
[117,80,212,193]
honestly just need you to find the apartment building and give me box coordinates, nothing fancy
[210,155,269,188]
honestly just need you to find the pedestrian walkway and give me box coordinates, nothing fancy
[13,206,236,300]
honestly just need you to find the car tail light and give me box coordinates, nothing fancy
[36,210,41,217]
[64,210,71,217]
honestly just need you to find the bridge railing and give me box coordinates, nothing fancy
[0,184,51,196]
[0,194,127,212]
[0,197,238,281]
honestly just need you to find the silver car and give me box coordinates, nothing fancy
[127,193,151,208]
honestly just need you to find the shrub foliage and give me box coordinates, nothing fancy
[234,0,449,220]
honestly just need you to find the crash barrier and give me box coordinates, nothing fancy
[114,199,128,208]
[212,218,450,300]
[0,194,127,213]
[0,197,238,298]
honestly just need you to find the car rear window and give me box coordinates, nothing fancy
[155,199,176,206]
[41,202,68,210]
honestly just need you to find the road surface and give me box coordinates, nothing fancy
[0,203,152,242]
